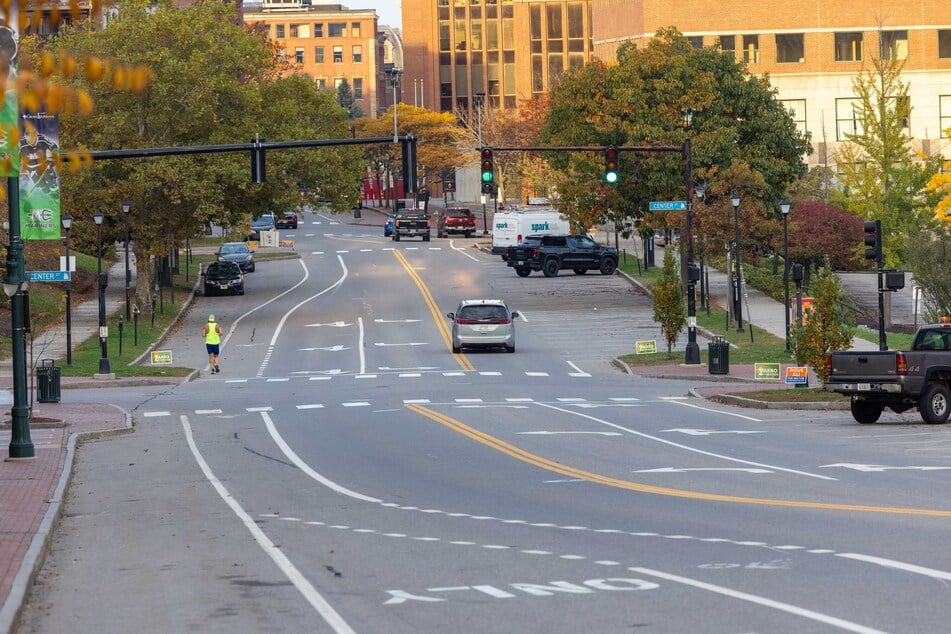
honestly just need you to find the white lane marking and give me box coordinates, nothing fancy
[342,402,371,407]
[558,398,585,402]
[258,257,348,377]
[305,321,350,328]
[666,398,763,422]
[296,404,325,410]
[519,431,622,437]
[479,371,502,376]
[403,399,431,404]
[355,374,377,379]
[566,361,591,377]
[225,379,248,383]
[535,402,835,481]
[507,398,534,402]
[838,553,951,581]
[267,378,290,383]
[629,567,886,634]
[634,467,773,474]
[299,345,350,352]
[374,342,428,347]
[195,409,222,415]
[181,416,355,633]
[247,407,273,412]
[443,372,466,377]
[820,463,951,472]
[309,376,332,381]
[664,428,766,436]
[375,319,422,323]
[610,397,640,402]
[143,411,170,417]
[357,317,366,375]
[455,398,483,403]
[452,242,480,261]
[399,373,422,378]
[526,372,549,377]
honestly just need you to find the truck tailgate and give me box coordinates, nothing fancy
[828,351,900,381]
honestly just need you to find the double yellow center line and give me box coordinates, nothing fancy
[394,250,474,371]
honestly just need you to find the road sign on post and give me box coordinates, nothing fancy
[28,271,71,282]
[649,201,687,211]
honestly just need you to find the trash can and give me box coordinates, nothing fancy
[708,336,730,375]
[353,207,362,219]
[36,358,61,403]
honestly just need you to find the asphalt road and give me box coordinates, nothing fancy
[16,209,951,633]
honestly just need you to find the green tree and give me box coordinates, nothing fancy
[542,28,810,234]
[790,264,854,383]
[832,51,941,267]
[652,247,686,359]
[336,78,364,119]
[904,224,951,321]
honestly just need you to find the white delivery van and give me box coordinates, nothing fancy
[492,209,570,257]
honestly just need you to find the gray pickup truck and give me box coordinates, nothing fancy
[826,323,951,424]
[392,210,431,241]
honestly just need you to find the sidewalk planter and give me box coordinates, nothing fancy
[708,337,730,375]
[36,358,61,403]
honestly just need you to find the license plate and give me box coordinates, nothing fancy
[220,284,229,290]
[517,260,525,265]
[857,383,871,391]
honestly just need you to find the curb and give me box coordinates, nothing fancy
[699,391,850,410]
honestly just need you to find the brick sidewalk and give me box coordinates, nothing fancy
[0,401,131,632]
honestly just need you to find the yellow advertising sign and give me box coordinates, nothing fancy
[754,362,781,380]
[635,340,657,355]
[150,350,173,365]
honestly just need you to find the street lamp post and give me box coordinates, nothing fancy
[730,192,744,332]
[780,198,792,352]
[682,108,700,365]
[693,183,709,315]
[93,212,111,376]
[5,175,34,461]
[474,92,488,235]
[62,213,73,367]
[122,201,131,320]
[384,67,403,144]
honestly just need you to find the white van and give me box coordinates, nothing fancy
[492,209,570,257]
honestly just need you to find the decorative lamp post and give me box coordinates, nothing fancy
[93,211,111,375]
[780,198,792,352]
[4,173,33,460]
[122,201,131,320]
[474,92,488,235]
[384,67,403,144]
[62,213,73,367]
[693,183,708,314]
[682,108,700,364]
[730,192,744,332]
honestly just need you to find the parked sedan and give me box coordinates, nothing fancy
[216,242,255,272]
[275,211,298,229]
[203,261,245,296]
[446,299,519,353]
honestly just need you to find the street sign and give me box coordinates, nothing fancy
[28,271,71,282]
[634,340,657,354]
[649,201,687,211]
[150,350,173,365]
[754,362,781,380]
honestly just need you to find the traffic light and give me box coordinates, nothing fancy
[604,146,619,184]
[480,147,494,194]
[863,219,882,266]
[251,139,266,183]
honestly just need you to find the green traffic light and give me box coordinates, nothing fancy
[482,172,493,182]
[605,172,618,184]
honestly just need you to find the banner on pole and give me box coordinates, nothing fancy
[19,111,62,239]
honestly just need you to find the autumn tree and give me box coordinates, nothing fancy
[833,51,942,267]
[789,264,854,383]
[652,246,686,359]
[542,28,810,235]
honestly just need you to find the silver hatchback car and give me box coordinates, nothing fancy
[447,299,519,353]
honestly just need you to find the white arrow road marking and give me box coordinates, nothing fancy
[519,431,623,437]
[374,342,428,347]
[298,345,350,352]
[375,319,422,323]
[305,321,351,327]
[634,467,773,474]
[664,428,766,436]
[820,463,951,472]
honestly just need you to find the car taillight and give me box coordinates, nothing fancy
[394,219,400,227]
[533,249,540,258]
[488,318,511,325]
[897,352,907,376]
[426,220,431,227]
[517,234,523,242]
[456,318,477,325]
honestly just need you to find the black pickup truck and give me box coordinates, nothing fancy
[505,234,618,278]
[826,323,951,424]
[392,210,431,241]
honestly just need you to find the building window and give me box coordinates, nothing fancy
[742,35,759,64]
[776,33,804,63]
[546,4,562,40]
[688,36,702,49]
[471,22,483,51]
[333,46,343,63]
[351,22,361,38]
[890,95,911,129]
[352,45,362,63]
[315,46,324,63]
[455,19,466,50]
[275,24,285,39]
[836,97,862,140]
[334,77,344,90]
[353,77,363,99]
[290,23,300,38]
[329,22,346,37]
[315,78,326,90]
[940,95,951,139]
[719,35,736,60]
[295,47,304,64]
[779,99,807,135]
[314,23,323,37]
[880,30,908,61]
[835,32,863,62]
[439,22,451,51]
[941,31,951,58]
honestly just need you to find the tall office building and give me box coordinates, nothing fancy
[402,0,596,117]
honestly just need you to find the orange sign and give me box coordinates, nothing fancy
[793,297,814,325]
[784,366,809,385]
